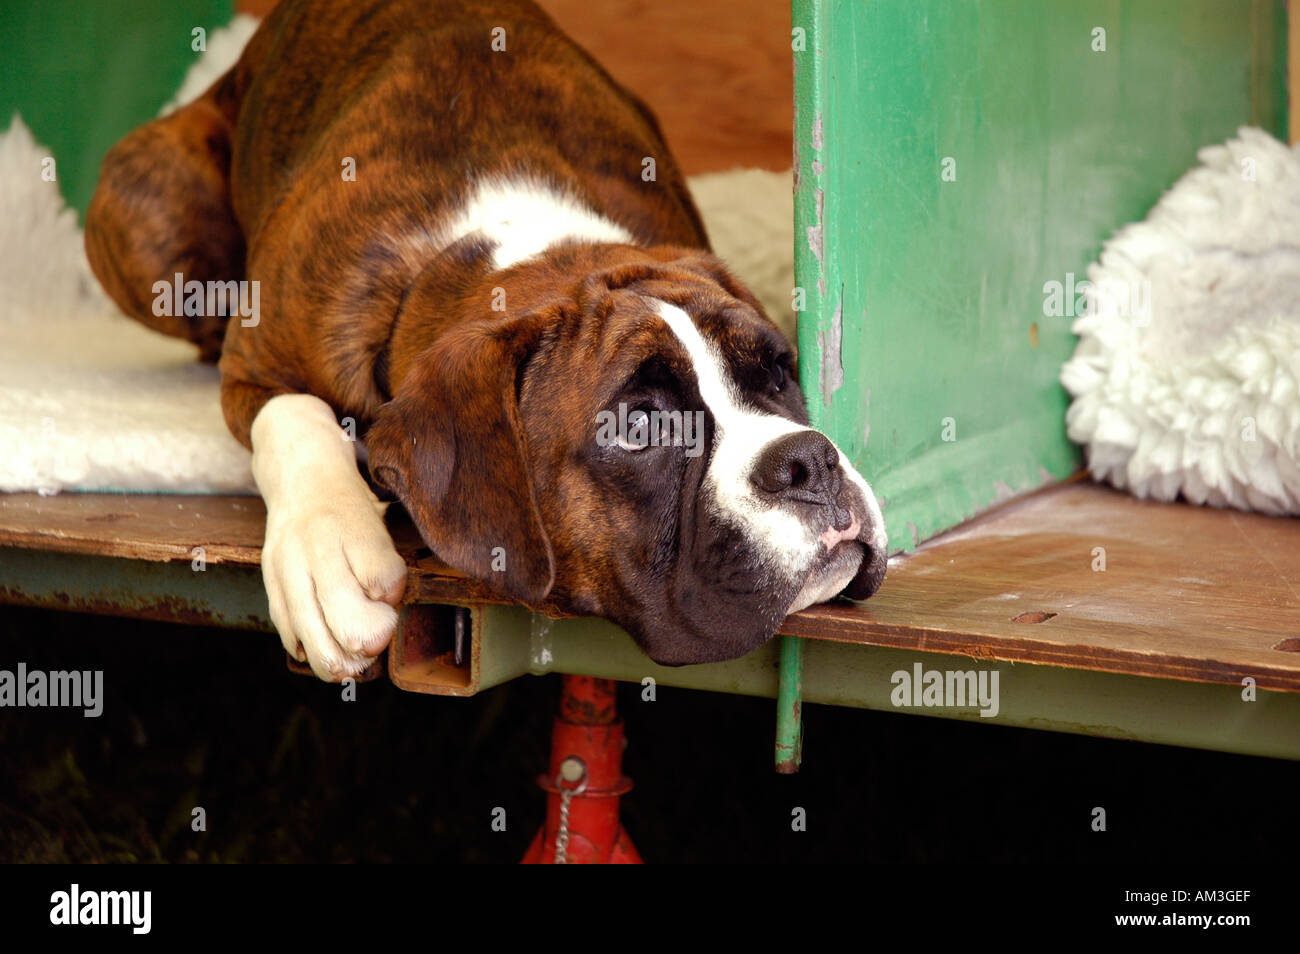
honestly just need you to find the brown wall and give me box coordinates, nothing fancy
[234,0,792,172]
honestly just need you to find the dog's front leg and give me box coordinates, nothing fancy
[251,394,408,681]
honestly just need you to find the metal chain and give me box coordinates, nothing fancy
[554,788,574,864]
[553,757,588,864]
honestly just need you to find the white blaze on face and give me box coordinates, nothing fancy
[655,300,885,588]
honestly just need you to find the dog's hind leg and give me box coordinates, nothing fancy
[84,80,245,362]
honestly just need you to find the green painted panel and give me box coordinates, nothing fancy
[0,0,235,219]
[793,0,1287,550]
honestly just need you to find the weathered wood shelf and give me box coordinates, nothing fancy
[789,483,1300,693]
[1,481,1298,693]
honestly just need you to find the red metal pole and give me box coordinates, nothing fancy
[521,675,641,864]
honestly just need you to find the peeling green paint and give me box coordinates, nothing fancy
[792,0,1287,551]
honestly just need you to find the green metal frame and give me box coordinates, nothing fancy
[4,547,1297,761]
[782,0,1289,772]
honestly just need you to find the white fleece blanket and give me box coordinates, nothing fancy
[1061,127,1300,515]
[14,20,1293,515]
[0,15,795,495]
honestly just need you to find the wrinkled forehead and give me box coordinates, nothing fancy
[652,301,737,406]
[647,285,790,369]
[554,291,792,411]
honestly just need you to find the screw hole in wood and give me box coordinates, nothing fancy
[1011,611,1057,624]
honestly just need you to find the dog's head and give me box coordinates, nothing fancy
[367,246,887,664]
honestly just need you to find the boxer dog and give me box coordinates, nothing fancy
[85,0,887,680]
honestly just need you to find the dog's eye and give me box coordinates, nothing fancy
[616,408,654,452]
[770,360,787,392]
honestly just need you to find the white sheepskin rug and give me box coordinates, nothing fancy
[1061,127,1300,515]
[0,15,793,495]
[0,114,257,495]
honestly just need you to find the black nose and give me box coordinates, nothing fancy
[750,430,844,509]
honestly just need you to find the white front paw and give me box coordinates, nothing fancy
[262,499,407,682]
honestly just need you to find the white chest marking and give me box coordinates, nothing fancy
[444,178,634,269]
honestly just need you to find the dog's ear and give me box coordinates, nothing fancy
[366,311,556,605]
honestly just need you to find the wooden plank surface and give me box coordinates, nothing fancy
[2,483,1299,690]
[786,484,1300,691]
[0,492,503,607]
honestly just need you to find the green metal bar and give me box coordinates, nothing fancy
[0,547,272,633]
[779,0,833,775]
[524,612,1300,762]
[4,547,1298,761]
[774,634,804,772]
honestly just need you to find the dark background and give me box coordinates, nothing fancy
[2,605,1296,864]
